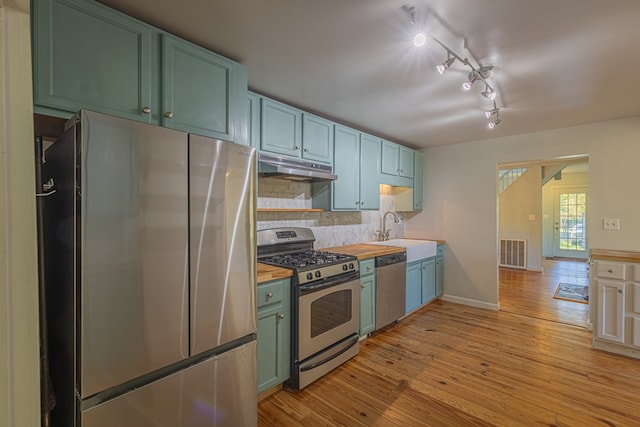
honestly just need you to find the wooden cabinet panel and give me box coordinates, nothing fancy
[398,146,414,179]
[406,261,422,314]
[413,151,424,211]
[359,134,381,210]
[380,140,399,176]
[596,280,625,344]
[332,125,360,210]
[421,258,436,304]
[257,278,290,393]
[162,34,244,141]
[359,258,376,337]
[261,98,302,156]
[302,113,333,164]
[33,0,152,121]
[247,92,261,148]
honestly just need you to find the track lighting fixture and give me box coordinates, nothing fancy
[462,71,479,91]
[436,52,456,74]
[481,85,497,101]
[485,102,499,118]
[405,4,503,128]
[488,116,502,129]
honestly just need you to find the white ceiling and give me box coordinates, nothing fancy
[98,0,640,148]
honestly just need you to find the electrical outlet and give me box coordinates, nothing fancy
[603,218,620,230]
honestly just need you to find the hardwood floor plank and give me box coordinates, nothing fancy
[259,260,640,426]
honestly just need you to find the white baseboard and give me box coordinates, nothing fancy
[440,294,500,311]
[527,266,543,272]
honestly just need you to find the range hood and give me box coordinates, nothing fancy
[258,152,337,182]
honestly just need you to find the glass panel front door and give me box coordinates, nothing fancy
[553,189,588,258]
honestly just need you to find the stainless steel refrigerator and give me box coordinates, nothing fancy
[41,110,257,426]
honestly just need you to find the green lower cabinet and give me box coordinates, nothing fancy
[406,261,422,313]
[406,256,438,314]
[359,259,376,337]
[436,244,444,297]
[421,258,436,304]
[257,278,290,394]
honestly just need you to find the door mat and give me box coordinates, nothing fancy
[553,282,589,304]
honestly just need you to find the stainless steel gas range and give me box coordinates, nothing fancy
[257,227,360,390]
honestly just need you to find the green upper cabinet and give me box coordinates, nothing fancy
[246,92,261,149]
[260,98,302,157]
[260,97,333,164]
[359,134,381,210]
[32,0,152,121]
[331,125,360,210]
[380,139,414,187]
[380,140,399,176]
[302,113,334,164]
[161,34,246,141]
[413,151,424,210]
[323,126,380,211]
[32,0,247,142]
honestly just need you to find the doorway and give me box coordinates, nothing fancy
[498,158,589,326]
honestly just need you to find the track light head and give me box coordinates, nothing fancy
[481,86,497,101]
[436,56,456,74]
[485,105,499,118]
[462,71,479,91]
[413,33,426,47]
[488,118,502,129]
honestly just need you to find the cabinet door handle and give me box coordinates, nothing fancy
[266,292,273,299]
[142,106,151,114]
[294,145,301,150]
[165,111,174,119]
[608,268,614,273]
[366,266,372,272]
[361,201,365,205]
[278,314,285,319]
[618,289,623,294]
[361,284,366,289]
[355,201,359,205]
[303,148,309,152]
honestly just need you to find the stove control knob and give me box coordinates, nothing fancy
[315,271,321,278]
[306,273,313,280]
[342,264,348,271]
[349,263,355,269]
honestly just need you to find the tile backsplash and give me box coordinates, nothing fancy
[257,178,404,248]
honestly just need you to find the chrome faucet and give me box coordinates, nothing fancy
[377,210,401,241]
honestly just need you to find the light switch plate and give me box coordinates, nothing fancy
[604,218,620,230]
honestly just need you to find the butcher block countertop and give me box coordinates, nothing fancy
[590,249,640,263]
[257,263,293,284]
[322,244,406,260]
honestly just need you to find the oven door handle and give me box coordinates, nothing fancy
[298,271,360,295]
[299,334,359,372]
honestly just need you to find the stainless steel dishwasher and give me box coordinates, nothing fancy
[375,251,407,330]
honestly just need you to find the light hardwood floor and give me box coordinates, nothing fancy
[258,260,640,426]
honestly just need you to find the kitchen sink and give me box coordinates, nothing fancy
[368,239,437,262]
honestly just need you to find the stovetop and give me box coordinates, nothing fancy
[257,227,359,285]
[258,250,354,270]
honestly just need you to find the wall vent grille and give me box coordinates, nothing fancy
[499,239,527,269]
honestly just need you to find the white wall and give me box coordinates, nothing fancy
[0,0,41,425]
[405,117,640,309]
[498,166,543,271]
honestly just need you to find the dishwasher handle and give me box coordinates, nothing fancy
[375,251,407,267]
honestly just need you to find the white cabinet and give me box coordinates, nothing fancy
[591,255,640,358]
[595,279,625,344]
